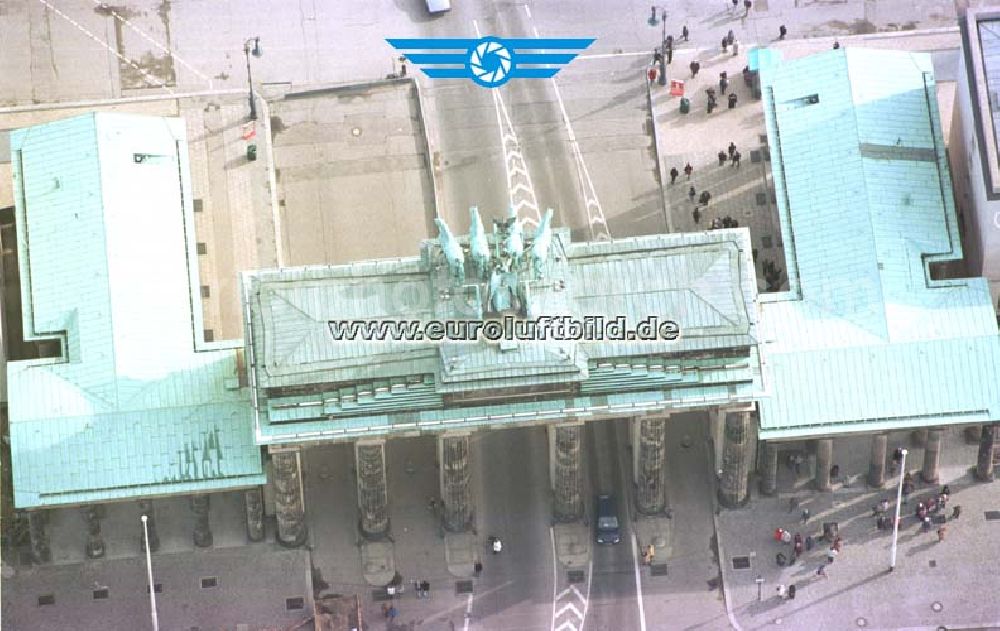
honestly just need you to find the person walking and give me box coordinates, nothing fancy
[692,207,701,224]
[718,150,727,166]
[684,163,693,179]
[699,190,712,206]
[728,142,737,158]
[833,40,841,50]
[732,150,741,167]
[776,584,787,600]
[937,526,947,542]
[721,37,728,54]
[952,505,962,520]
[474,560,483,576]
[728,92,738,109]
[682,25,690,41]
[779,25,787,40]
[732,39,740,56]
[653,49,663,64]
[793,533,804,556]
[719,72,729,95]
[744,0,752,16]
[670,166,679,184]
[826,547,837,564]
[688,185,696,202]
[732,0,739,10]
[690,60,701,78]
[800,508,810,523]
[816,563,828,578]
[832,536,843,552]
[727,30,735,45]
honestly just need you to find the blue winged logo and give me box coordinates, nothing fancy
[386,36,595,88]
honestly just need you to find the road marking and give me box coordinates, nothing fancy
[631,533,648,631]
[549,526,592,631]
[86,0,213,88]
[527,19,611,241]
[473,19,541,228]
[463,593,473,631]
[524,4,532,19]
[35,0,175,93]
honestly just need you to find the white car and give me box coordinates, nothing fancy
[426,0,451,14]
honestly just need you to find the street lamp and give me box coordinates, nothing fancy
[889,448,907,572]
[141,515,159,631]
[244,36,263,121]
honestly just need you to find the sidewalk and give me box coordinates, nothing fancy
[718,428,1000,630]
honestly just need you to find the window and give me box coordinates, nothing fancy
[201,285,211,298]
[196,242,208,255]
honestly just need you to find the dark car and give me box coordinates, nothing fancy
[595,494,621,545]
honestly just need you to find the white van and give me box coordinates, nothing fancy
[426,0,452,14]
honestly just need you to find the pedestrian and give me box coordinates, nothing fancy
[718,150,727,166]
[833,40,840,50]
[780,529,792,544]
[937,526,947,542]
[788,584,796,599]
[744,0,752,16]
[719,72,729,94]
[942,484,951,496]
[779,25,787,40]
[721,37,728,53]
[647,67,658,83]
[699,190,711,206]
[382,603,391,618]
[666,46,673,64]
[816,563,827,578]
[732,39,740,55]
[653,49,663,64]
[801,508,810,523]
[474,560,483,576]
[952,505,961,520]
[649,5,657,23]
[732,0,739,10]
[732,150,741,167]
[774,527,785,542]
[832,536,843,552]
[879,498,890,513]
[921,516,932,532]
[876,515,885,531]
[690,60,700,78]
[707,95,717,114]
[688,185,696,201]
[728,142,737,158]
[682,25,689,41]
[826,547,837,563]
[728,92,738,109]
[902,480,913,504]
[670,166,679,184]
[684,163,693,179]
[794,534,803,556]
[776,584,787,599]
[727,30,735,46]
[805,535,814,551]
[692,207,701,224]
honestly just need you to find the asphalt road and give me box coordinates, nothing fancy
[585,419,642,631]
[470,426,555,630]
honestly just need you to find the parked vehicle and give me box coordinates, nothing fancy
[426,0,452,14]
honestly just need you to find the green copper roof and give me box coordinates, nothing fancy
[758,48,1000,439]
[243,229,761,443]
[8,113,264,508]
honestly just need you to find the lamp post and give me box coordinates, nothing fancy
[243,36,263,121]
[141,515,159,631]
[889,448,907,572]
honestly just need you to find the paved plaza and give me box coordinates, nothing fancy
[718,429,1000,630]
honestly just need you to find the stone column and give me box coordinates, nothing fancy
[550,423,583,522]
[976,422,997,482]
[814,439,832,492]
[273,451,308,547]
[138,500,159,553]
[28,510,50,564]
[245,487,265,542]
[83,505,106,559]
[759,442,778,496]
[191,494,213,548]
[921,429,942,484]
[439,433,472,532]
[355,441,390,539]
[868,434,888,488]
[635,417,667,515]
[718,411,752,508]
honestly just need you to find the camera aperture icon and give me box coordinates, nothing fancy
[467,38,514,88]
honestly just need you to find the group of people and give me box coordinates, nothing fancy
[772,525,842,574]
[717,141,741,167]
